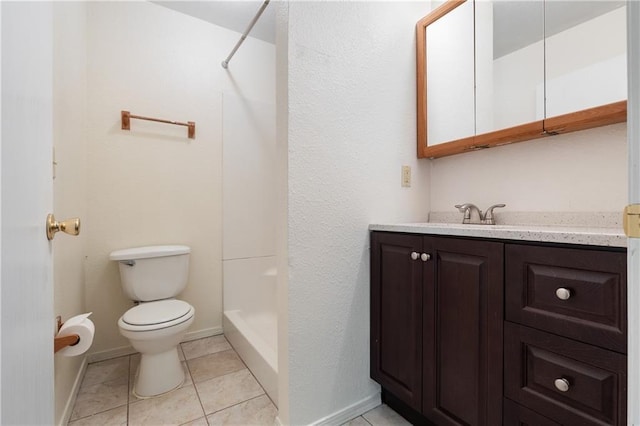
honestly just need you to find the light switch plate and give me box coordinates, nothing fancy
[402,165,411,187]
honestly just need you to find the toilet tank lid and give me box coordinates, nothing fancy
[109,245,191,261]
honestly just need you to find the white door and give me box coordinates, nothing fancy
[628,1,640,424]
[1,2,55,424]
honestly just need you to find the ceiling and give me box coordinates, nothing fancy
[153,1,276,44]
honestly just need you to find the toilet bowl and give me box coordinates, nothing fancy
[119,299,194,397]
[110,245,195,398]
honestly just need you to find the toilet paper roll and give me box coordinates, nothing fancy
[57,313,95,357]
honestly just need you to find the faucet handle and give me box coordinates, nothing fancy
[455,203,480,224]
[454,204,471,220]
[483,204,506,224]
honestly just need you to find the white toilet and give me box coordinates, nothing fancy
[109,245,195,398]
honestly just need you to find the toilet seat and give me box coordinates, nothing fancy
[119,299,194,332]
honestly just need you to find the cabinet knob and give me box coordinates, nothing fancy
[555,288,571,300]
[554,378,570,392]
[411,251,419,260]
[421,253,431,262]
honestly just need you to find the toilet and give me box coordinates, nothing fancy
[109,245,195,398]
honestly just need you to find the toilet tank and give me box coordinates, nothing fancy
[109,245,191,302]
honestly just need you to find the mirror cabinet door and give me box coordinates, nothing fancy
[475,1,544,134]
[417,0,627,158]
[544,1,626,118]
[425,0,474,146]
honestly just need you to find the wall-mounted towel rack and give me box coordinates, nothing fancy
[121,110,196,139]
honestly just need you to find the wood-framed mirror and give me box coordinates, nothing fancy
[416,0,627,159]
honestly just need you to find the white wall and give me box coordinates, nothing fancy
[84,1,275,355]
[222,92,277,324]
[430,123,627,213]
[52,3,88,424]
[282,2,430,424]
[222,94,276,261]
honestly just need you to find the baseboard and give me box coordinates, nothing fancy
[183,326,223,342]
[87,345,137,363]
[86,326,223,363]
[58,356,88,426]
[311,392,381,426]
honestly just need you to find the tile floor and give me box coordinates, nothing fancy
[69,335,410,426]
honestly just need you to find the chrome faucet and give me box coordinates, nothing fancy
[455,203,505,225]
[483,204,506,225]
[455,203,483,224]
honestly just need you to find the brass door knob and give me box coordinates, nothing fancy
[46,214,81,240]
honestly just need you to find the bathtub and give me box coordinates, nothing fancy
[223,256,278,405]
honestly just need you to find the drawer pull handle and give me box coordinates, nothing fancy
[554,378,570,392]
[421,253,431,262]
[555,288,572,300]
[411,252,419,260]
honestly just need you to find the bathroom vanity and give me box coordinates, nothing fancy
[369,223,627,425]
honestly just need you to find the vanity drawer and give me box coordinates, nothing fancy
[503,398,560,426]
[504,322,626,426]
[505,244,626,353]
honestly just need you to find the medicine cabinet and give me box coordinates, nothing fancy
[416,0,627,159]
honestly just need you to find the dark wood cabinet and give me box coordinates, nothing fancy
[370,231,627,426]
[503,398,560,426]
[504,323,626,426]
[504,244,627,426]
[370,232,503,425]
[370,232,424,411]
[505,244,627,353]
[422,238,503,426]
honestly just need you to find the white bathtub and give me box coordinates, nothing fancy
[223,256,278,406]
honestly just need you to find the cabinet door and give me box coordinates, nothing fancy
[424,0,475,147]
[370,232,424,411]
[475,0,544,134]
[544,2,626,119]
[422,237,503,426]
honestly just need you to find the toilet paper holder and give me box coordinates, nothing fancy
[54,315,80,354]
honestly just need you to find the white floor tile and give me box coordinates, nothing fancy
[69,338,408,426]
[68,405,128,426]
[128,385,204,426]
[195,369,264,415]
[362,404,411,426]
[181,335,231,360]
[70,376,128,421]
[206,395,276,425]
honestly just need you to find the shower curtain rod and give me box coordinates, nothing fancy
[221,0,270,69]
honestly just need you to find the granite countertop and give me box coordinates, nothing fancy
[369,222,626,247]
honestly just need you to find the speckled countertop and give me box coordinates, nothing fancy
[369,222,626,248]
